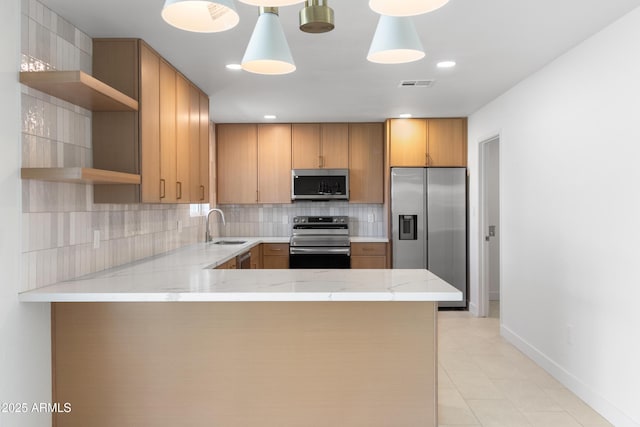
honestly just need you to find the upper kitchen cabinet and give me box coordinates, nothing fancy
[292,123,348,169]
[349,123,384,204]
[388,118,467,167]
[427,118,467,167]
[217,124,258,204]
[92,38,210,204]
[388,119,427,167]
[258,124,292,204]
[217,123,292,204]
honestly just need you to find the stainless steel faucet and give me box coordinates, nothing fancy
[205,208,226,242]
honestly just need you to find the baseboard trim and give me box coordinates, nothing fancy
[468,301,479,317]
[501,325,639,427]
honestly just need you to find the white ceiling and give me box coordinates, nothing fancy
[40,0,640,123]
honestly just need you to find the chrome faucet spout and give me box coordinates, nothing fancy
[205,208,226,242]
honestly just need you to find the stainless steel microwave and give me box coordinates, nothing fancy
[291,169,349,201]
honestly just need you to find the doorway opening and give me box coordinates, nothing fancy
[479,136,500,318]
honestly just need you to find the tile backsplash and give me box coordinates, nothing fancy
[20,0,205,291]
[19,0,386,291]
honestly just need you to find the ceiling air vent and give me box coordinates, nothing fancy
[398,79,435,88]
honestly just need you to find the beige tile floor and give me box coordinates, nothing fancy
[437,302,612,427]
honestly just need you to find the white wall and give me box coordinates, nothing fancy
[468,6,640,427]
[0,0,52,426]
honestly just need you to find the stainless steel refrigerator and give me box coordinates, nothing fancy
[391,168,467,308]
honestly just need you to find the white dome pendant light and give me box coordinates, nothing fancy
[238,0,304,6]
[242,7,296,75]
[367,15,425,64]
[161,0,239,33]
[369,0,450,17]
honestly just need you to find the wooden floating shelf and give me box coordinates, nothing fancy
[19,71,138,112]
[21,168,141,185]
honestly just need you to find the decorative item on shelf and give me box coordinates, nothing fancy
[369,0,450,16]
[367,15,425,64]
[161,0,239,33]
[299,0,334,34]
[241,7,296,75]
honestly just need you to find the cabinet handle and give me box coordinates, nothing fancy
[176,181,182,199]
[200,185,205,201]
[256,190,259,203]
[160,179,166,199]
[318,155,323,168]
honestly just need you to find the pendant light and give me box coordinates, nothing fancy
[367,15,425,64]
[238,0,304,6]
[369,0,450,17]
[241,7,296,75]
[299,0,334,34]
[161,0,239,33]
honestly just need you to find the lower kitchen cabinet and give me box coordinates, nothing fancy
[262,243,289,269]
[216,258,237,269]
[250,245,263,269]
[351,243,388,269]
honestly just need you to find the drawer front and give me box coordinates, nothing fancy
[351,243,386,257]
[262,243,289,256]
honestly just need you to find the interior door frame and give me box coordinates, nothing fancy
[478,135,501,318]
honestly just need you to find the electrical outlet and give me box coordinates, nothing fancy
[177,220,183,233]
[282,215,288,224]
[368,213,375,223]
[93,230,100,249]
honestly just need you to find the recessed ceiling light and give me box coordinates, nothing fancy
[264,115,277,120]
[399,113,412,118]
[225,63,242,70]
[437,61,456,68]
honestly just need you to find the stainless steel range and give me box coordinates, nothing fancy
[289,216,350,269]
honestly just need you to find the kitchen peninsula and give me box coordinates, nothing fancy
[20,239,461,427]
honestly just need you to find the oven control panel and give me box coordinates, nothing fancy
[293,216,348,224]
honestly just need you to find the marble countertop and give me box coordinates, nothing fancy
[19,237,460,303]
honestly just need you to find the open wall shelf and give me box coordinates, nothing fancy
[20,71,138,112]
[21,168,141,185]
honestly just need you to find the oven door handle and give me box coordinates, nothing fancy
[289,247,351,256]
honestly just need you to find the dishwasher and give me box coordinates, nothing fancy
[237,251,252,269]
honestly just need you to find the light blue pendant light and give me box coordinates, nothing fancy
[367,15,425,64]
[369,0,450,16]
[161,0,239,33]
[241,7,296,75]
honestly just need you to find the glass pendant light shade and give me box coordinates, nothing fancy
[238,0,304,6]
[367,15,425,64]
[369,0,450,16]
[161,0,239,33]
[242,7,296,75]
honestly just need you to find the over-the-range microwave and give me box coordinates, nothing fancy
[291,169,349,201]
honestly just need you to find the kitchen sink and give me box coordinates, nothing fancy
[213,240,247,245]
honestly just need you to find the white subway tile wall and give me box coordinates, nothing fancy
[215,203,385,238]
[20,0,385,291]
[20,0,205,291]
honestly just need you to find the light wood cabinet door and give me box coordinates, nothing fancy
[175,73,190,202]
[262,243,289,268]
[198,92,210,203]
[320,123,349,168]
[351,243,388,269]
[188,85,209,203]
[349,123,383,203]
[427,118,467,167]
[258,124,292,204]
[216,124,258,204]
[388,119,428,167]
[292,123,321,169]
[250,244,263,269]
[159,60,177,202]
[139,43,161,203]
